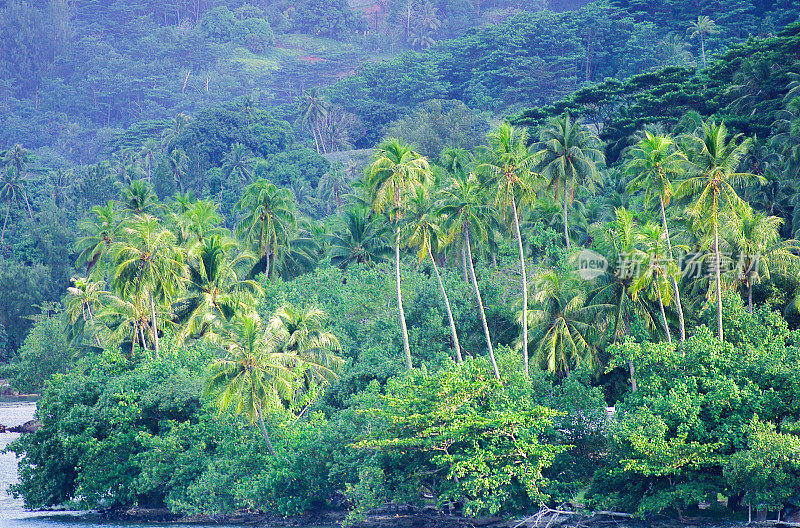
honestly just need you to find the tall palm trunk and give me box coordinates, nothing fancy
[660,197,685,341]
[657,286,672,344]
[616,292,636,391]
[512,196,529,374]
[747,276,753,313]
[257,406,278,457]
[714,221,723,341]
[461,246,468,282]
[150,291,160,359]
[428,246,462,363]
[464,227,500,380]
[396,225,412,370]
[23,192,34,221]
[1,201,10,243]
[700,34,706,68]
[563,180,571,250]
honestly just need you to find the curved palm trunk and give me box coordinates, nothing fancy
[512,196,529,375]
[465,228,500,380]
[1,201,10,243]
[256,406,278,457]
[396,225,412,370]
[714,221,723,341]
[429,246,462,363]
[150,292,160,359]
[660,197,685,342]
[563,181,571,250]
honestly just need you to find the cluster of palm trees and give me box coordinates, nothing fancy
[350,114,799,382]
[0,144,35,244]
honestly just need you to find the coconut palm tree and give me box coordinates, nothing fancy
[174,235,262,344]
[625,131,687,341]
[300,88,330,154]
[368,138,431,370]
[723,207,800,313]
[100,290,152,357]
[120,180,161,216]
[677,120,762,341]
[112,214,186,358]
[525,270,605,377]
[235,180,297,279]
[328,206,391,269]
[318,163,351,214]
[630,224,679,344]
[687,16,720,69]
[161,113,192,151]
[267,304,344,385]
[64,277,105,347]
[75,200,122,277]
[139,139,160,184]
[439,173,500,379]
[0,166,33,243]
[166,148,189,193]
[481,122,539,374]
[174,198,223,245]
[222,143,255,183]
[206,311,296,457]
[403,187,462,363]
[536,113,604,250]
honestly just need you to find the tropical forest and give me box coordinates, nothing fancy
[1,0,800,525]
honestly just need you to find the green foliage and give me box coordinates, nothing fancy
[9,306,75,394]
[358,354,567,516]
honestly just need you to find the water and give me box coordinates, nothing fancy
[0,400,243,528]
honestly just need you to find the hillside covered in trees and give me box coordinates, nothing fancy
[2,0,800,523]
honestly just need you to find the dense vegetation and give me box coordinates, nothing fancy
[3,0,800,523]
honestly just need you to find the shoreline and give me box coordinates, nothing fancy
[33,504,786,528]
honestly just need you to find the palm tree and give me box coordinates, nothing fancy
[723,207,800,313]
[536,113,604,250]
[300,88,330,155]
[174,235,262,344]
[166,148,189,193]
[64,277,105,347]
[222,143,255,183]
[207,311,296,457]
[403,187,463,363]
[630,224,678,344]
[318,163,351,214]
[139,139,160,184]
[120,180,160,216]
[266,304,344,386]
[161,113,192,151]
[625,131,687,341]
[174,198,223,244]
[677,121,762,341]
[112,214,186,358]
[687,16,720,69]
[368,138,431,370]
[328,206,391,269]
[235,180,297,279]
[525,270,605,377]
[439,173,500,379]
[75,200,121,276]
[101,290,152,357]
[481,122,539,374]
[0,166,32,243]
